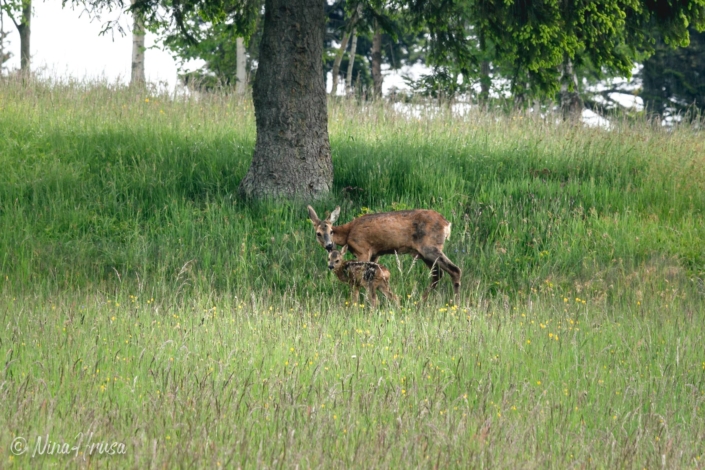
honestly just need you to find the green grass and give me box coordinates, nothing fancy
[0,77,704,468]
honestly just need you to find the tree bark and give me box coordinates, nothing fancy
[479,60,490,107]
[235,37,247,95]
[331,30,350,95]
[238,0,333,201]
[17,0,30,73]
[560,56,582,119]
[371,19,382,98]
[478,31,490,108]
[345,28,357,93]
[130,0,145,85]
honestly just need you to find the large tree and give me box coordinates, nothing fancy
[237,0,333,199]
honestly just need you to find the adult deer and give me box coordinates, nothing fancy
[308,206,461,301]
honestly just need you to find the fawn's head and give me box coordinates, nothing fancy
[327,245,348,271]
[308,205,340,252]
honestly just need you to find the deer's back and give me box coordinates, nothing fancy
[346,210,450,256]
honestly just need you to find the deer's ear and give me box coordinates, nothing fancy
[329,206,341,224]
[307,205,320,224]
[340,245,348,255]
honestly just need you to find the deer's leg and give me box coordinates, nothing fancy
[351,287,360,306]
[421,247,461,302]
[366,282,378,308]
[421,258,443,301]
[351,247,373,262]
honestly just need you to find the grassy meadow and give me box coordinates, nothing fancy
[0,77,704,468]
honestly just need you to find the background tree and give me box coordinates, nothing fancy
[235,36,246,94]
[328,1,360,95]
[162,10,261,90]
[409,0,705,112]
[150,0,260,90]
[0,9,12,74]
[130,0,145,85]
[326,0,426,98]
[638,26,705,116]
[0,0,31,73]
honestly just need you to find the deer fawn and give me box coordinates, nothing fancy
[309,206,461,301]
[328,245,399,308]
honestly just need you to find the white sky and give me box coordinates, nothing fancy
[1,0,179,87]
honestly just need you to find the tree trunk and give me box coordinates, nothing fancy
[235,37,247,95]
[17,0,30,73]
[130,0,145,85]
[478,31,490,108]
[331,30,350,95]
[560,56,582,119]
[371,20,382,98]
[238,0,333,201]
[479,60,490,107]
[345,28,357,93]
[511,71,529,109]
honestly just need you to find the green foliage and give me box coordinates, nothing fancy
[160,1,262,90]
[324,1,427,95]
[0,21,10,72]
[1,79,705,468]
[411,0,705,102]
[639,26,705,116]
[0,0,25,24]
[68,0,261,77]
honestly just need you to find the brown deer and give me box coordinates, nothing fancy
[308,206,461,301]
[328,245,399,308]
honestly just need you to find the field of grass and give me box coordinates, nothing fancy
[0,77,704,468]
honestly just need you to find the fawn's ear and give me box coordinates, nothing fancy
[340,245,348,255]
[328,206,341,224]
[307,205,320,224]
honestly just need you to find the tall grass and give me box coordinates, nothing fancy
[0,77,703,468]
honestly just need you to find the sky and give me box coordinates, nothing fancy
[1,0,179,87]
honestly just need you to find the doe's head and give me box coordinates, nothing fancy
[308,205,340,252]
[327,245,348,271]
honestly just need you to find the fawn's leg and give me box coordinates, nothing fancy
[366,282,378,308]
[351,287,360,306]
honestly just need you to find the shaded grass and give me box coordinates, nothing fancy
[0,78,704,468]
[1,79,703,298]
